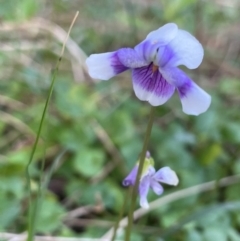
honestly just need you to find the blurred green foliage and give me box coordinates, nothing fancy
[0,0,240,240]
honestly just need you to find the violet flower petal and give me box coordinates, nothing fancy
[134,40,160,63]
[134,23,178,63]
[146,23,178,44]
[86,51,128,80]
[150,179,164,195]
[117,48,148,68]
[139,175,151,209]
[153,167,179,186]
[161,67,211,115]
[132,64,175,106]
[157,30,204,69]
[122,165,138,186]
[156,45,175,68]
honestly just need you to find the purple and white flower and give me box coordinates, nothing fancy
[86,23,211,115]
[123,152,179,209]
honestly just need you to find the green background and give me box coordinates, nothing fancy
[0,0,240,240]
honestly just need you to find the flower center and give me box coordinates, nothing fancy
[152,64,158,73]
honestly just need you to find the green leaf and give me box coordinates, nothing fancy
[16,0,39,20]
[203,227,228,241]
[186,229,202,241]
[72,148,105,177]
[228,229,240,241]
[200,143,222,165]
[0,197,21,229]
[36,195,65,233]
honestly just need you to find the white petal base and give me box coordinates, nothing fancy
[86,53,115,80]
[133,83,174,106]
[180,83,211,116]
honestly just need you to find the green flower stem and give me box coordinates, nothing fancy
[125,106,155,241]
[25,12,79,241]
[111,189,130,241]
[26,65,60,241]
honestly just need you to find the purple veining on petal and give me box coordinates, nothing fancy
[133,63,175,97]
[111,52,128,75]
[122,165,138,186]
[177,77,193,98]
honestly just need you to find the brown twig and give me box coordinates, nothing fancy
[0,94,26,110]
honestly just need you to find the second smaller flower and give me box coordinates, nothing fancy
[123,151,179,209]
